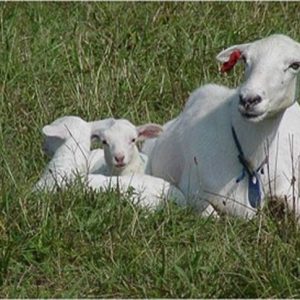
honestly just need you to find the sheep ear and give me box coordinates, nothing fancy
[216,43,250,73]
[42,124,67,139]
[90,118,115,137]
[90,118,115,131]
[137,123,163,141]
[216,43,250,62]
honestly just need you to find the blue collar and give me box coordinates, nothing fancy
[231,126,267,208]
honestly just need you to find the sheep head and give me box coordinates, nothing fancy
[217,34,300,122]
[92,119,163,172]
[42,116,92,157]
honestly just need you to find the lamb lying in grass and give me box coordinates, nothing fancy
[33,116,114,191]
[42,122,107,175]
[34,115,186,210]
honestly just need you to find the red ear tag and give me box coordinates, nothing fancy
[221,50,242,73]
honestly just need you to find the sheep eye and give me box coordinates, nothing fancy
[289,62,300,71]
[131,138,136,143]
[102,140,108,145]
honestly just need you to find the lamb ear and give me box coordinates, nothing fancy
[137,123,163,141]
[42,124,67,139]
[216,43,250,73]
[89,118,115,138]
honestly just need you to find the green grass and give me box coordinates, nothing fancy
[1,2,300,298]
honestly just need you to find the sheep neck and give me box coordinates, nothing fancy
[231,125,267,208]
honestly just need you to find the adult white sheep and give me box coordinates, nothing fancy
[33,116,186,210]
[33,116,114,191]
[92,118,163,176]
[148,34,300,219]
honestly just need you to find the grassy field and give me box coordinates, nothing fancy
[1,2,300,298]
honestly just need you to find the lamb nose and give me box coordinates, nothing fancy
[115,155,125,163]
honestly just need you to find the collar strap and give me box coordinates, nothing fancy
[231,126,266,208]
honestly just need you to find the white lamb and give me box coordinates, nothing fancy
[148,34,300,219]
[42,121,107,175]
[92,118,163,176]
[33,116,114,191]
[34,116,186,210]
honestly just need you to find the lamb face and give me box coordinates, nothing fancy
[217,34,300,122]
[92,118,163,175]
[100,120,139,171]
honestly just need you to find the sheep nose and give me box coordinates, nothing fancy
[115,155,125,163]
[239,94,262,109]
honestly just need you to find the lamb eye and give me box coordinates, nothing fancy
[102,140,108,145]
[131,138,136,143]
[289,62,300,71]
